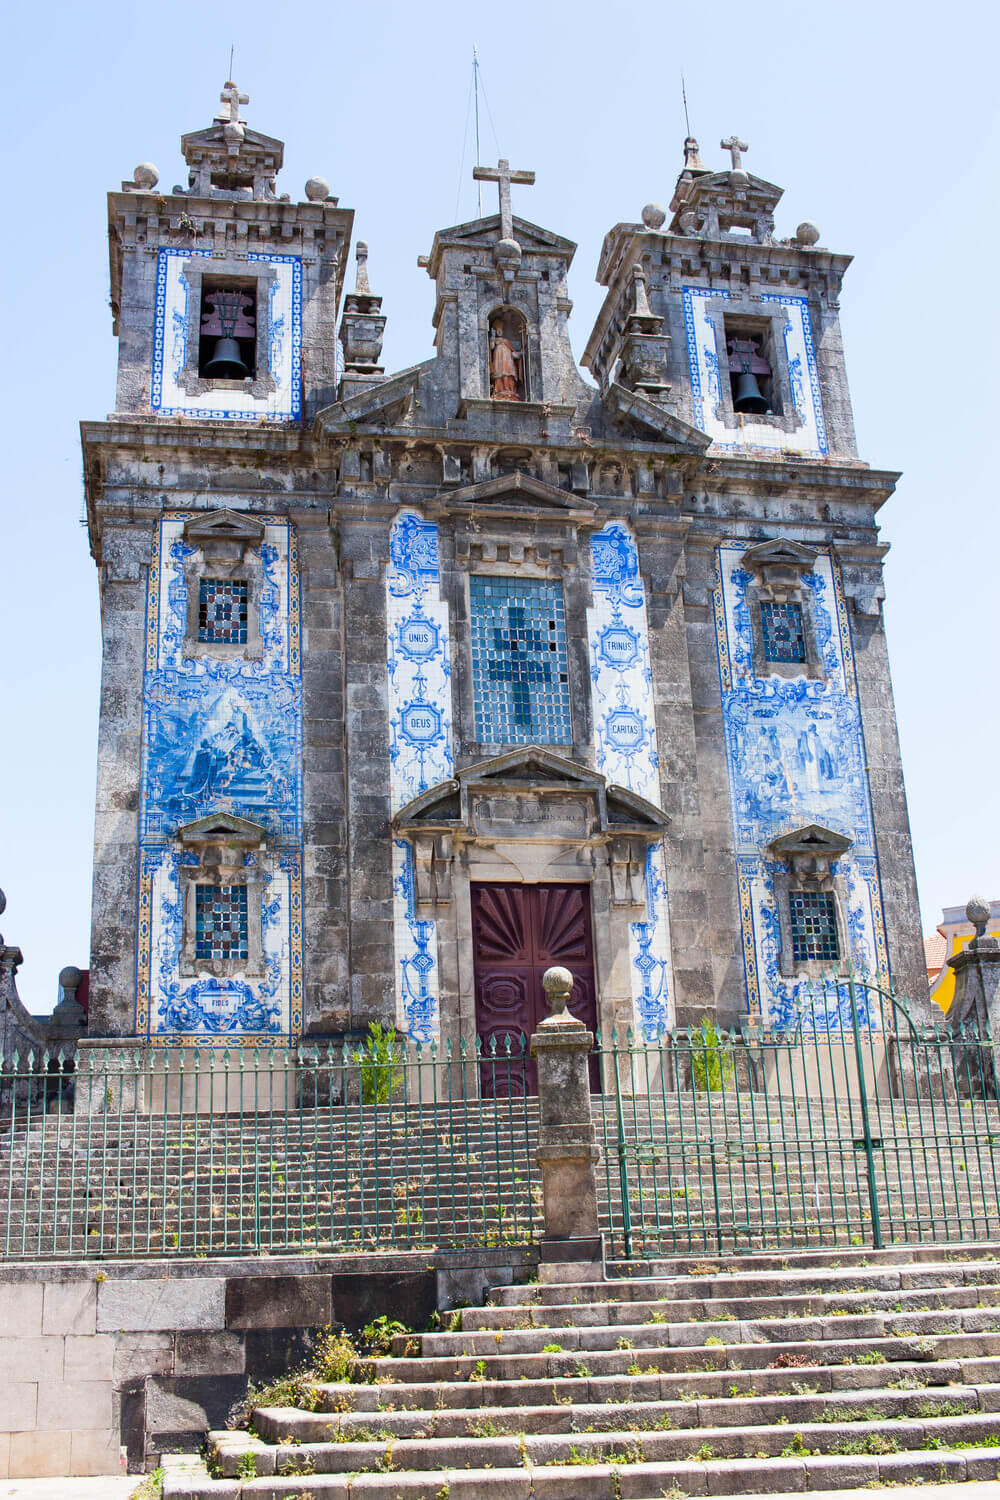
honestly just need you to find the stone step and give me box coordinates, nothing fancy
[306,1354,981,1414]
[250,1381,990,1445]
[393,1306,1000,1362]
[458,1283,1000,1332]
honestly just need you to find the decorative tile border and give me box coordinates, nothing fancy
[683,287,827,457]
[386,511,454,1041]
[588,523,673,1037]
[151,249,302,421]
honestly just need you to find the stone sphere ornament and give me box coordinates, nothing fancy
[641,203,667,230]
[305,176,331,202]
[0,888,6,918]
[967,895,991,936]
[494,237,522,269]
[729,168,749,189]
[542,965,574,1016]
[133,163,159,189]
[796,220,821,247]
[58,966,82,991]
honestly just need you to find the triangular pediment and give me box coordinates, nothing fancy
[183,508,265,546]
[743,537,818,571]
[393,750,668,836]
[769,824,852,860]
[432,215,576,255]
[181,125,284,161]
[605,382,711,450]
[440,470,596,516]
[313,364,424,434]
[176,812,268,846]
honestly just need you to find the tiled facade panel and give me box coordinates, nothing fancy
[587,523,674,1036]
[713,543,888,1027]
[136,515,302,1042]
[386,511,454,1041]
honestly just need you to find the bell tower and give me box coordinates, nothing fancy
[108,82,353,421]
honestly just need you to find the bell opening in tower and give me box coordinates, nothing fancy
[725,318,776,415]
[199,281,257,380]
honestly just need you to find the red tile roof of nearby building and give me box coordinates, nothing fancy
[924,929,947,979]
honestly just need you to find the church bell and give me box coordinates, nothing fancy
[201,287,256,379]
[727,336,771,414]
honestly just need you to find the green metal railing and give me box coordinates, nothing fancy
[2,978,997,1262]
[0,1037,539,1260]
[596,976,1000,1257]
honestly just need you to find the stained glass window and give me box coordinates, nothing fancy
[470,576,571,744]
[195,884,249,961]
[789,890,840,964]
[198,578,248,644]
[760,601,806,663]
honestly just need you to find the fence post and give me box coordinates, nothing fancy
[530,967,603,1280]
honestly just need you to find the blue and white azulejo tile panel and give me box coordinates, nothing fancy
[136,514,303,1044]
[714,542,888,1029]
[151,249,302,420]
[588,523,674,1038]
[386,511,455,1041]
[683,288,827,458]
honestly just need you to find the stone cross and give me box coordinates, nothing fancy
[720,135,749,172]
[216,81,249,125]
[472,158,535,240]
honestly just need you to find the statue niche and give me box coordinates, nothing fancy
[487,309,528,402]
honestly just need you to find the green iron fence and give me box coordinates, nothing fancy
[0,1037,540,1259]
[596,976,1000,1257]
[1,978,998,1261]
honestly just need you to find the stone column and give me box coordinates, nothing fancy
[530,967,603,1281]
[949,897,1000,1048]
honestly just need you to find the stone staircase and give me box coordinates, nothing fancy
[163,1242,1000,1498]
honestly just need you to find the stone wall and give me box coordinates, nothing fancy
[0,1247,534,1478]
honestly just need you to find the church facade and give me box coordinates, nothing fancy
[80,88,927,1057]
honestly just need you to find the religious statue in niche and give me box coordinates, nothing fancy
[488,311,527,401]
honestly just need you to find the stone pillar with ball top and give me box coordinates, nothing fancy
[948,896,1000,1051]
[530,966,604,1281]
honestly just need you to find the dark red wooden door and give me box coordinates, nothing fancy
[472,883,597,1095]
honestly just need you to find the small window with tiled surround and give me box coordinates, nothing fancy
[469,575,571,746]
[195,884,250,962]
[198,578,249,645]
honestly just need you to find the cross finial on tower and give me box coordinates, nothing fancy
[216,80,249,125]
[472,157,536,240]
[720,135,749,172]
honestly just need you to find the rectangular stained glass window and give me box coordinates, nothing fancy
[789,890,840,964]
[761,601,806,663]
[469,576,571,745]
[195,884,249,961]
[198,578,248,644]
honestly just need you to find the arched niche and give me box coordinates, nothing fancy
[487,307,529,402]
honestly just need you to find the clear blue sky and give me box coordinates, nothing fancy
[1,0,996,1015]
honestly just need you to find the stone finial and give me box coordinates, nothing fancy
[354,240,371,295]
[305,176,331,202]
[630,263,654,319]
[795,221,820,247]
[0,885,5,945]
[542,966,574,1017]
[53,965,86,1028]
[133,162,159,189]
[641,203,667,230]
[967,896,991,940]
[683,137,708,173]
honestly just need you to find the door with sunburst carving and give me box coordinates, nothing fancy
[471,883,597,1095]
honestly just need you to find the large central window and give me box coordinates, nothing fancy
[470,576,571,745]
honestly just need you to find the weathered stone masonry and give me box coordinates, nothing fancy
[80,89,929,1052]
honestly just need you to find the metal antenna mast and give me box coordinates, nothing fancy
[229,45,235,81]
[473,45,483,215]
[681,72,692,137]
